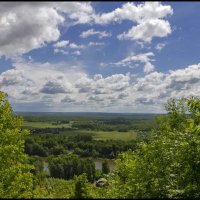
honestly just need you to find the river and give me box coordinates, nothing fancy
[43,158,116,174]
[93,158,116,170]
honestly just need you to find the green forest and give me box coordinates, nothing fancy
[0,91,199,199]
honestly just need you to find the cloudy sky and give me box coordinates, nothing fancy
[0,2,200,113]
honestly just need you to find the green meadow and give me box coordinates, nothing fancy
[23,121,72,128]
[77,130,137,141]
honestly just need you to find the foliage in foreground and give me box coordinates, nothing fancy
[33,177,75,198]
[0,92,33,198]
[97,97,200,199]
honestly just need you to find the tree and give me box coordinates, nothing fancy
[102,160,110,174]
[85,158,96,182]
[0,91,33,198]
[103,97,200,199]
[74,173,92,199]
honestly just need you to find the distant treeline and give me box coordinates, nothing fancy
[19,112,158,121]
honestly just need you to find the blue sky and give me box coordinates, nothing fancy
[0,2,199,113]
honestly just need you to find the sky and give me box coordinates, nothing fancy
[0,1,200,113]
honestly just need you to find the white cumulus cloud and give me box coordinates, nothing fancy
[155,42,167,51]
[91,2,173,43]
[88,42,105,46]
[0,2,94,57]
[69,43,85,49]
[0,3,64,57]
[118,19,171,43]
[110,52,155,73]
[143,62,155,73]
[80,29,111,39]
[53,40,69,48]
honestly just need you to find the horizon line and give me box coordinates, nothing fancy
[15,111,166,114]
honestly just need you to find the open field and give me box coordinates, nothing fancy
[23,121,71,128]
[77,130,137,141]
[59,130,137,141]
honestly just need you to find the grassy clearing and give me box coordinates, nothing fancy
[92,130,137,141]
[23,121,71,128]
[60,130,137,141]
